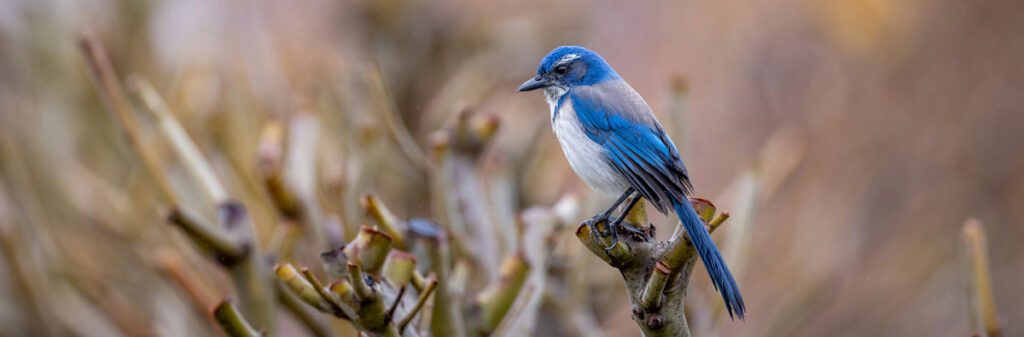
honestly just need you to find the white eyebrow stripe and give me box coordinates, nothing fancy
[554,53,580,66]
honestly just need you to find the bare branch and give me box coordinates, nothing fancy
[213,300,264,337]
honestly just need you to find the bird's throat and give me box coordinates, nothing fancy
[544,86,568,121]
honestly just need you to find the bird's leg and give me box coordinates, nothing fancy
[610,194,645,237]
[592,187,635,223]
[588,188,635,250]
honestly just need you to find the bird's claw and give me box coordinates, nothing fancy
[586,215,617,251]
[589,214,648,253]
[616,222,647,238]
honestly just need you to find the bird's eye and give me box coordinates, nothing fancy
[553,65,568,75]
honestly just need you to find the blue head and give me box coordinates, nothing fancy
[517,46,620,92]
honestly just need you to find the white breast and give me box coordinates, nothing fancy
[547,91,630,196]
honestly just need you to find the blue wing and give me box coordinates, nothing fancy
[569,80,748,319]
[569,80,692,213]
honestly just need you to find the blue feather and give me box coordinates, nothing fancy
[524,45,745,319]
[570,78,745,319]
[674,199,746,319]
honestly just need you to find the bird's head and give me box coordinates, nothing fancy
[517,46,620,93]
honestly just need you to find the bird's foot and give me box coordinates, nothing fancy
[587,213,649,253]
[611,213,646,235]
[585,214,618,252]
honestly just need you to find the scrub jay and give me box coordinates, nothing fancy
[517,46,745,319]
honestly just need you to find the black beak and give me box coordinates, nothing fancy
[517,76,550,92]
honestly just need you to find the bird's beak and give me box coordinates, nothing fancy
[517,76,550,92]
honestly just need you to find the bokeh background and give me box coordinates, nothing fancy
[1,0,1022,336]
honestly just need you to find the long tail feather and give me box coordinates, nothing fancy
[673,200,746,319]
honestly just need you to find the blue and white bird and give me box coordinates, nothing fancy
[517,46,745,319]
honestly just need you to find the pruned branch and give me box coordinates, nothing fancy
[576,197,727,337]
[213,300,264,337]
[79,38,277,333]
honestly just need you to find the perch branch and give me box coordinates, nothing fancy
[576,196,730,337]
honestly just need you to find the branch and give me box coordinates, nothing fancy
[367,63,430,171]
[344,226,394,274]
[80,38,277,333]
[167,205,249,264]
[277,283,339,337]
[469,254,531,334]
[258,121,303,220]
[383,250,417,288]
[963,218,1001,337]
[213,300,264,337]
[398,277,437,332]
[126,75,229,205]
[576,197,730,337]
[276,263,335,313]
[78,36,178,206]
[644,199,717,309]
[430,110,504,282]
[361,194,407,248]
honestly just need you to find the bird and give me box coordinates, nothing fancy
[517,46,745,319]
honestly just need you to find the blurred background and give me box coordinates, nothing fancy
[1,0,1022,336]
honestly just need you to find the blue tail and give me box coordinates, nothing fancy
[673,200,746,319]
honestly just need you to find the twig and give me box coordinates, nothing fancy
[156,249,218,322]
[301,268,353,318]
[428,231,468,337]
[347,262,375,300]
[213,300,264,337]
[398,277,438,333]
[278,283,338,337]
[383,250,417,288]
[126,75,230,205]
[489,284,536,337]
[344,226,394,274]
[963,218,1001,337]
[472,254,530,334]
[77,35,177,205]
[276,263,333,312]
[167,205,248,263]
[387,285,407,321]
[367,63,430,171]
[361,194,406,248]
[80,38,276,332]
